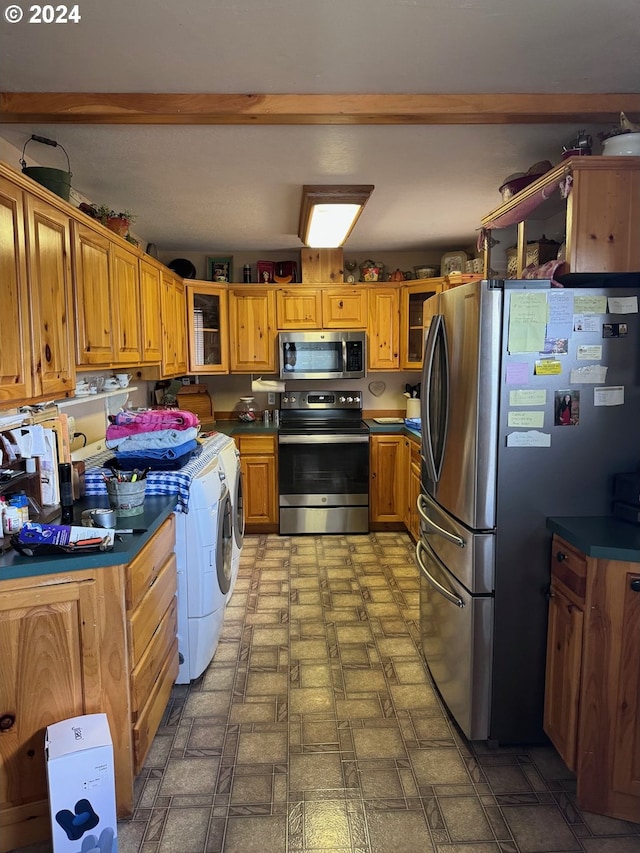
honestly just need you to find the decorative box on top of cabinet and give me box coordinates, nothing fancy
[544,532,640,823]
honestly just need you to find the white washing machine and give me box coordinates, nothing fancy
[175,454,233,683]
[207,434,244,603]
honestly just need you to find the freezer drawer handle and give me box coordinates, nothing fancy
[415,540,464,608]
[417,494,464,548]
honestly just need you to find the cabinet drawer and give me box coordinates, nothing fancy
[126,515,176,610]
[128,554,177,668]
[132,641,178,775]
[550,536,587,605]
[130,596,178,719]
[238,434,276,455]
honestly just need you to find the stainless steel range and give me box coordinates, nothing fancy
[278,390,369,535]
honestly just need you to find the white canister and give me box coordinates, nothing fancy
[3,504,22,534]
[406,398,421,419]
[602,132,640,156]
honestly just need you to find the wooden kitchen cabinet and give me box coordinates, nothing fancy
[482,156,640,276]
[237,433,278,529]
[0,174,31,404]
[73,223,145,367]
[229,287,276,372]
[0,514,178,852]
[405,435,421,541]
[25,194,76,400]
[321,287,368,329]
[139,257,164,363]
[276,287,323,329]
[544,533,640,822]
[368,287,400,370]
[0,564,130,853]
[186,281,229,373]
[161,270,188,376]
[125,515,178,774]
[400,280,443,369]
[370,434,406,523]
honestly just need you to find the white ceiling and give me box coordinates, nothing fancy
[1,0,638,255]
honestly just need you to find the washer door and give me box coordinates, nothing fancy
[233,459,245,550]
[217,485,233,595]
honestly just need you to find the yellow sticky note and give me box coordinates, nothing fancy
[535,359,562,375]
[508,411,545,428]
[509,390,547,406]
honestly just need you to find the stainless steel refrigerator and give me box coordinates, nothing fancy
[418,277,640,744]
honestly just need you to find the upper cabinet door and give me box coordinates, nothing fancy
[276,288,322,329]
[400,281,443,369]
[0,176,31,404]
[368,287,399,370]
[321,288,368,329]
[186,282,229,374]
[161,272,188,376]
[112,244,142,363]
[139,258,163,363]
[228,288,276,372]
[25,195,75,399]
[72,221,114,365]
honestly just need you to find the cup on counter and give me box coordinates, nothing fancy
[115,373,132,388]
[104,378,119,390]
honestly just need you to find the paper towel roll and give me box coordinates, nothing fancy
[406,398,420,419]
[251,377,285,393]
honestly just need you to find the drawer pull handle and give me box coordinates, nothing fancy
[556,551,568,563]
[148,574,158,589]
[630,578,640,593]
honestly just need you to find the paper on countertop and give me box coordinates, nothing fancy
[251,377,285,393]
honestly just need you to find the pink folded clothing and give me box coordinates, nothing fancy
[107,408,200,438]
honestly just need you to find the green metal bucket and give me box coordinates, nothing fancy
[20,135,72,201]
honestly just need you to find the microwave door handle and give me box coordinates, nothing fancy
[417,493,465,548]
[415,539,464,608]
[421,313,449,483]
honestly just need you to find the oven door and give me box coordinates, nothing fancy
[278,433,369,534]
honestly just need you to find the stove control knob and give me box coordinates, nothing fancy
[354,396,361,404]
[339,396,346,403]
[347,396,354,403]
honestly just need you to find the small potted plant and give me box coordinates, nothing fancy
[79,202,136,238]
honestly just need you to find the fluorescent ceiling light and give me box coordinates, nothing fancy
[298,185,374,248]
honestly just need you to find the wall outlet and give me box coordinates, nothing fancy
[267,392,276,405]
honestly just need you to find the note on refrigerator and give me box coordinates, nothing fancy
[607,296,638,314]
[594,386,624,406]
[506,431,551,448]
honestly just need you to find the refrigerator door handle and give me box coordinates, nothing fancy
[417,493,465,548]
[416,539,464,608]
[421,313,449,483]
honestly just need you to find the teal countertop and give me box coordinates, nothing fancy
[0,494,177,581]
[546,515,640,562]
[207,419,420,440]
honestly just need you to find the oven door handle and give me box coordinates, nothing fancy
[278,435,369,445]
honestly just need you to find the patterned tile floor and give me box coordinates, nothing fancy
[16,532,640,852]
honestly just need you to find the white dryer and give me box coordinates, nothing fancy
[208,434,244,602]
[219,437,244,603]
[175,454,233,684]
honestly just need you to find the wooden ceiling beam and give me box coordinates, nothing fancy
[1,93,639,125]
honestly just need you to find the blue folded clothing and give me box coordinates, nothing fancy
[404,417,421,430]
[115,438,198,461]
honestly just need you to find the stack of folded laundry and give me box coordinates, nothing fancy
[106,409,201,470]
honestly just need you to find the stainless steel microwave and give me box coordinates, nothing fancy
[278,331,366,380]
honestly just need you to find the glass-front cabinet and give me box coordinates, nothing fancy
[186,282,229,374]
[400,280,443,369]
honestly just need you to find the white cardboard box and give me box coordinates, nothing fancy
[45,713,118,853]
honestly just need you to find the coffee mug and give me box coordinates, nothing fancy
[115,373,132,388]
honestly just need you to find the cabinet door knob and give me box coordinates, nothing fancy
[556,551,567,562]
[630,578,640,593]
[0,714,16,731]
